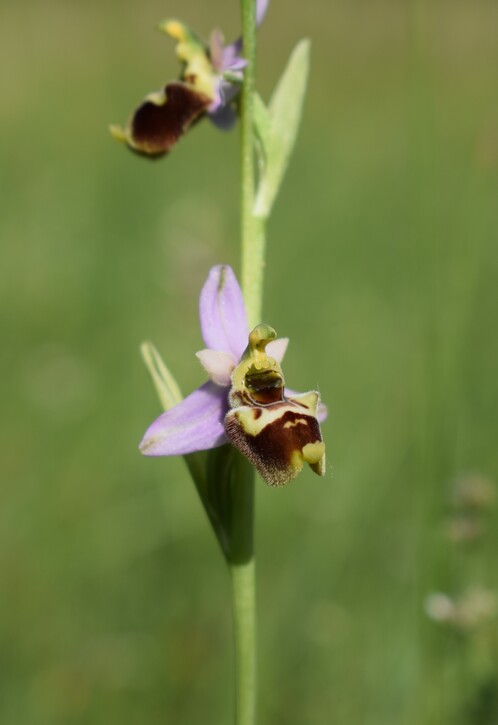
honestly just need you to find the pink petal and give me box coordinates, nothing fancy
[266,337,289,363]
[222,0,269,68]
[209,101,238,129]
[199,265,248,360]
[256,0,269,25]
[316,401,328,424]
[209,29,225,70]
[196,349,236,386]
[140,382,228,456]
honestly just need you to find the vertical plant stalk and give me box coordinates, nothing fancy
[230,557,256,725]
[228,2,266,724]
[240,0,266,328]
[228,451,256,725]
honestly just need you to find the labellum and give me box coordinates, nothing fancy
[111,83,211,158]
[110,21,217,158]
[224,324,326,486]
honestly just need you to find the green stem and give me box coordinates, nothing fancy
[230,560,256,725]
[240,0,267,328]
[243,216,266,328]
[227,2,268,724]
[227,447,256,725]
[228,448,256,725]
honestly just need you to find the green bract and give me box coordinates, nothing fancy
[253,39,310,218]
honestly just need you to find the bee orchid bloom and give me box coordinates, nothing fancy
[140,265,327,486]
[111,0,268,157]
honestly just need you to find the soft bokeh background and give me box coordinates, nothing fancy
[1,0,497,723]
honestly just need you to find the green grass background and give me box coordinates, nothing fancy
[1,0,497,723]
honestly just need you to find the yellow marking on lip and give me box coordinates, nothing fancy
[302,441,325,465]
[109,124,127,143]
[232,404,291,437]
[283,417,307,429]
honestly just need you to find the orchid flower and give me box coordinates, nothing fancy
[111,0,268,157]
[140,265,326,486]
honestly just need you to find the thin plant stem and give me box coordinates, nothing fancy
[240,0,266,328]
[230,559,256,725]
[243,216,266,329]
[227,448,256,725]
[227,2,267,724]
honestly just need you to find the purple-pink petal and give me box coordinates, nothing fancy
[221,0,269,69]
[199,265,249,360]
[266,337,288,363]
[219,44,240,70]
[256,0,269,25]
[315,400,328,424]
[140,381,228,456]
[209,102,238,129]
[227,58,248,72]
[196,348,235,386]
[209,29,225,70]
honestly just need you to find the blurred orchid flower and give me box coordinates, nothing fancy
[111,0,269,157]
[140,265,327,486]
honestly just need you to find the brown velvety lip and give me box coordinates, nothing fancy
[130,82,212,157]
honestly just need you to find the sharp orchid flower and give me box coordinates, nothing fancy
[140,265,327,486]
[111,0,269,158]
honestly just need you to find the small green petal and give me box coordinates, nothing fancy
[140,341,182,410]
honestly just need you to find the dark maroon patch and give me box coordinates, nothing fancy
[250,409,321,472]
[130,82,211,157]
[245,370,284,406]
[225,404,323,486]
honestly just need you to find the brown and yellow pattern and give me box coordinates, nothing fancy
[110,20,217,158]
[224,324,326,486]
[110,83,211,158]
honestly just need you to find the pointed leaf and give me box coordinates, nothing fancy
[253,92,272,182]
[253,39,310,218]
[253,92,272,157]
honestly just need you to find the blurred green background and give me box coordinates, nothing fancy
[1,0,497,723]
